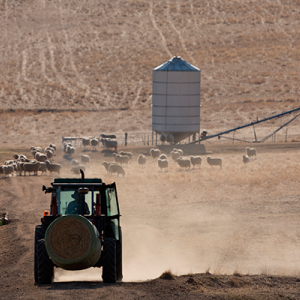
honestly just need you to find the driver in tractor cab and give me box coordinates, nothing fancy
[65,191,90,215]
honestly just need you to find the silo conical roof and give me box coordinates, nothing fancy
[153,56,200,72]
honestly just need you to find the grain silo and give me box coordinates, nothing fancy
[152,56,201,144]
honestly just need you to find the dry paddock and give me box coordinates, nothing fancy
[1,142,300,299]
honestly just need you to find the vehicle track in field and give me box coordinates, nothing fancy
[167,0,196,65]
[58,0,91,101]
[149,2,172,58]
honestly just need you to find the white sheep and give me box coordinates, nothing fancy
[38,162,47,175]
[190,156,202,168]
[170,150,181,161]
[82,138,91,149]
[207,156,222,169]
[45,160,62,174]
[159,154,168,160]
[243,155,250,164]
[116,154,129,165]
[35,152,48,162]
[108,164,125,177]
[23,162,41,176]
[80,154,90,164]
[119,151,133,161]
[158,159,168,171]
[71,159,80,166]
[173,148,184,156]
[246,147,256,159]
[0,166,4,178]
[71,165,86,175]
[137,154,147,166]
[175,157,191,170]
[101,161,118,173]
[150,148,161,159]
[91,138,99,150]
[66,146,75,156]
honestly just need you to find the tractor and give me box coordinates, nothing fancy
[34,170,122,284]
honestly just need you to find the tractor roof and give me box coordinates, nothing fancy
[53,178,103,184]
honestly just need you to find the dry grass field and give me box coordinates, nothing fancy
[1,0,300,299]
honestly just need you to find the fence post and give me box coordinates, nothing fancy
[125,132,128,146]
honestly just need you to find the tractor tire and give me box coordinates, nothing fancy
[34,225,45,283]
[102,238,116,283]
[116,228,123,281]
[37,239,54,284]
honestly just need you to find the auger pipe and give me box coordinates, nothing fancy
[190,106,300,144]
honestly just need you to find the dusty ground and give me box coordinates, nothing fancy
[1,0,300,298]
[1,142,300,299]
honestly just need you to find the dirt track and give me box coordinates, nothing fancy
[1,143,300,299]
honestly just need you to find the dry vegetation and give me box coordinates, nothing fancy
[1,0,300,147]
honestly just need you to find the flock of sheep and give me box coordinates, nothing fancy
[101,146,257,177]
[0,144,61,178]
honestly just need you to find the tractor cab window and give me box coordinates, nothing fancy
[105,187,119,217]
[105,186,120,240]
[60,189,93,215]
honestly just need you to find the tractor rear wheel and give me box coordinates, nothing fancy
[116,228,123,281]
[102,238,116,283]
[37,239,54,284]
[34,225,45,283]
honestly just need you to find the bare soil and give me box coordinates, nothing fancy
[1,142,300,299]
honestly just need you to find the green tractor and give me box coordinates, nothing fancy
[34,171,122,284]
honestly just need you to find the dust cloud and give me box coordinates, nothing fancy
[54,148,300,282]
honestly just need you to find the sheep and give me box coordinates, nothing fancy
[16,162,25,176]
[246,147,256,159]
[150,148,161,159]
[207,156,222,169]
[23,162,41,176]
[190,156,202,168]
[158,159,168,171]
[45,148,54,160]
[108,164,125,177]
[243,154,250,164]
[80,154,90,164]
[116,154,129,165]
[3,165,14,177]
[159,154,168,160]
[35,152,48,162]
[0,166,4,178]
[71,165,86,175]
[100,133,117,139]
[66,146,75,156]
[119,151,133,161]
[39,162,47,175]
[101,161,118,173]
[173,148,184,156]
[175,157,191,170]
[13,154,19,160]
[71,159,80,166]
[49,144,56,151]
[137,154,147,166]
[82,138,91,149]
[45,160,62,174]
[91,138,99,150]
[170,150,181,161]
[101,138,118,151]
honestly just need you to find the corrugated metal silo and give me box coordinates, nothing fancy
[152,56,201,143]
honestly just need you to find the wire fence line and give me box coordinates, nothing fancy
[62,129,300,150]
